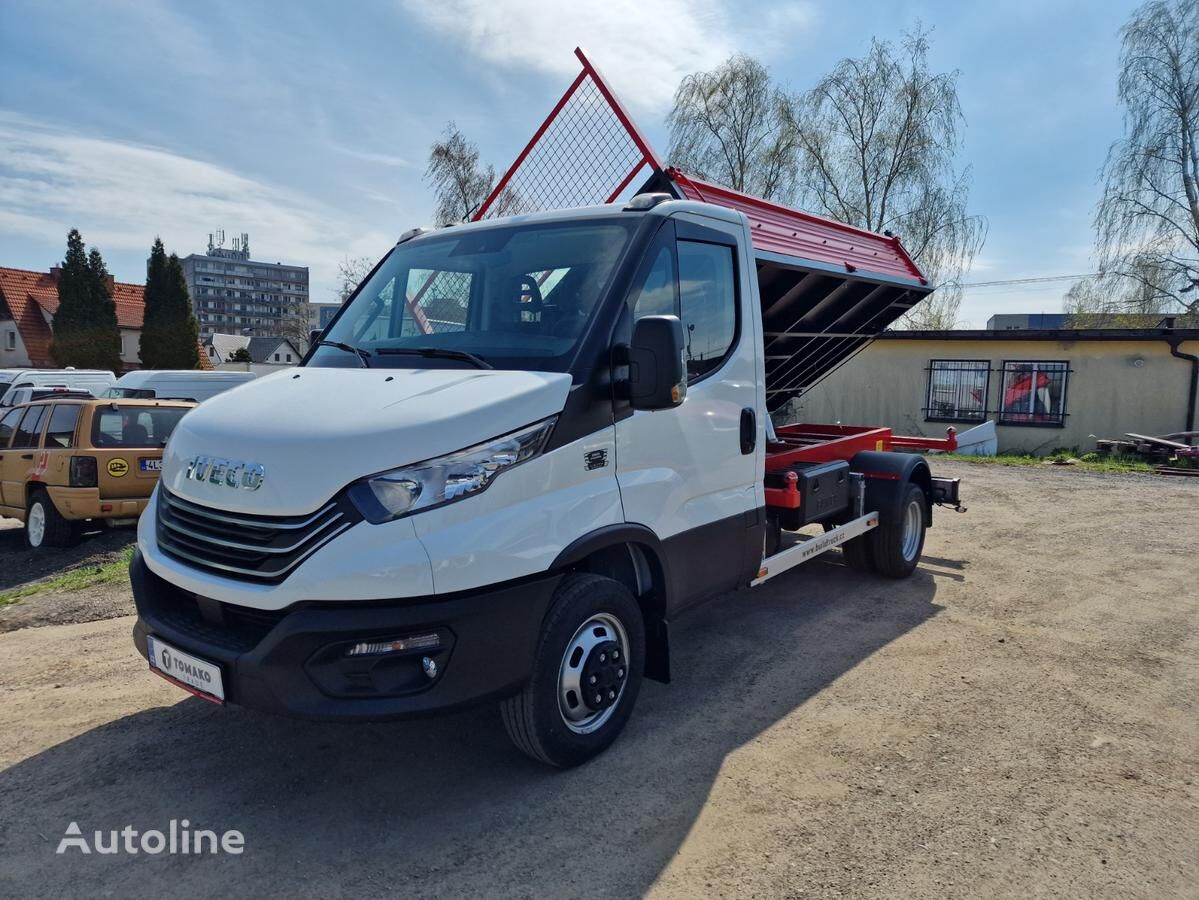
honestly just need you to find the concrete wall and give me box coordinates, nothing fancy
[793,337,1198,455]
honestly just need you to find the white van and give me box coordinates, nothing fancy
[0,369,116,407]
[105,370,256,404]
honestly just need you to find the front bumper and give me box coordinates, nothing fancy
[130,550,560,721]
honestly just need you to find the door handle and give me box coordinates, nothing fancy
[20,453,33,460]
[740,407,756,455]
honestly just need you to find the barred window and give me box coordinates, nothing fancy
[925,360,990,422]
[999,360,1070,427]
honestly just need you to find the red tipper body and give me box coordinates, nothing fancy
[474,47,955,506]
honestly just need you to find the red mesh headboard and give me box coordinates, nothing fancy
[473,47,664,220]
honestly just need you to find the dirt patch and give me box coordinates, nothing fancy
[0,462,1196,899]
[0,517,136,593]
[0,582,134,633]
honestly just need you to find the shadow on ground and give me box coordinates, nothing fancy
[0,557,944,898]
[0,520,135,592]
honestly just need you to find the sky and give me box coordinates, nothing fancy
[0,0,1141,327]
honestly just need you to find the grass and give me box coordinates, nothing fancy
[941,451,1155,475]
[0,544,135,608]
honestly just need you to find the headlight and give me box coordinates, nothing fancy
[347,418,556,524]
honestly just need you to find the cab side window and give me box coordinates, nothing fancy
[0,408,22,448]
[11,406,47,449]
[677,240,738,383]
[46,404,81,449]
[630,244,678,321]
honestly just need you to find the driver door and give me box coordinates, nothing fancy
[614,216,766,613]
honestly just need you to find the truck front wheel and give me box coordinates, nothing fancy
[501,573,645,768]
[868,482,927,578]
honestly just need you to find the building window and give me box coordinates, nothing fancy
[998,360,1070,427]
[4,330,15,351]
[120,335,126,356]
[274,352,280,361]
[925,360,990,422]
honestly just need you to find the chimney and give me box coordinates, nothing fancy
[49,265,62,282]
[105,274,115,292]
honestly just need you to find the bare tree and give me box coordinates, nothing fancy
[424,123,502,224]
[1063,259,1186,325]
[336,255,377,303]
[1092,0,1199,316]
[276,299,315,353]
[667,56,800,201]
[792,30,986,329]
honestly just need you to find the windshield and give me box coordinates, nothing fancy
[311,218,636,372]
[92,406,189,448]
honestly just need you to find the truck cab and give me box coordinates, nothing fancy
[130,197,959,766]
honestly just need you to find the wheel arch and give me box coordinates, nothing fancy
[849,450,934,526]
[551,524,672,683]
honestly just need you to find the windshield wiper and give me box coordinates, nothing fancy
[374,347,493,369]
[315,340,372,367]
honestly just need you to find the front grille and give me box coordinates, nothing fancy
[156,487,361,584]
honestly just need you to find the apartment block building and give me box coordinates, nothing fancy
[180,232,308,338]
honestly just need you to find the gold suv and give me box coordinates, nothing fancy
[0,397,195,549]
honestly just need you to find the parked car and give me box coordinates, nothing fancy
[0,369,116,407]
[2,388,97,406]
[105,370,256,403]
[0,397,195,548]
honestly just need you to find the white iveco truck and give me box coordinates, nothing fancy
[131,52,963,767]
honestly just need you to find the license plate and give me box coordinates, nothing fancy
[147,637,224,702]
[139,458,162,472]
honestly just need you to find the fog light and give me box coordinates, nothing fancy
[345,632,441,657]
[422,656,437,679]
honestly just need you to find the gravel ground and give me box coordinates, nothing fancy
[0,519,136,633]
[0,461,1196,899]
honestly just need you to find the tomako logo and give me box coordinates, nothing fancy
[107,458,130,478]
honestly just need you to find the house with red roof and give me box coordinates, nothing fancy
[0,265,212,372]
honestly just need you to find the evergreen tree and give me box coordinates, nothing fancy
[140,238,169,368]
[139,239,200,368]
[50,229,123,372]
[165,253,200,368]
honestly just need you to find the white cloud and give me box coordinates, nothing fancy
[0,112,393,296]
[398,0,815,113]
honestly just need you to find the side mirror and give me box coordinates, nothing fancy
[628,315,686,410]
[309,329,322,347]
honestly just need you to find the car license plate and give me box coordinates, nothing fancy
[147,637,224,701]
[139,458,162,472]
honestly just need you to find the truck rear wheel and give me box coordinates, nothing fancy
[26,490,78,550]
[839,534,875,572]
[501,573,645,768]
[867,482,927,578]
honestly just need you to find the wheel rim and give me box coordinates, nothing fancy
[557,612,630,735]
[28,502,46,547]
[901,497,923,562]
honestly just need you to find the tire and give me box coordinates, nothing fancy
[501,573,645,768]
[867,482,927,579]
[824,521,874,572]
[840,534,876,572]
[25,490,78,550]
